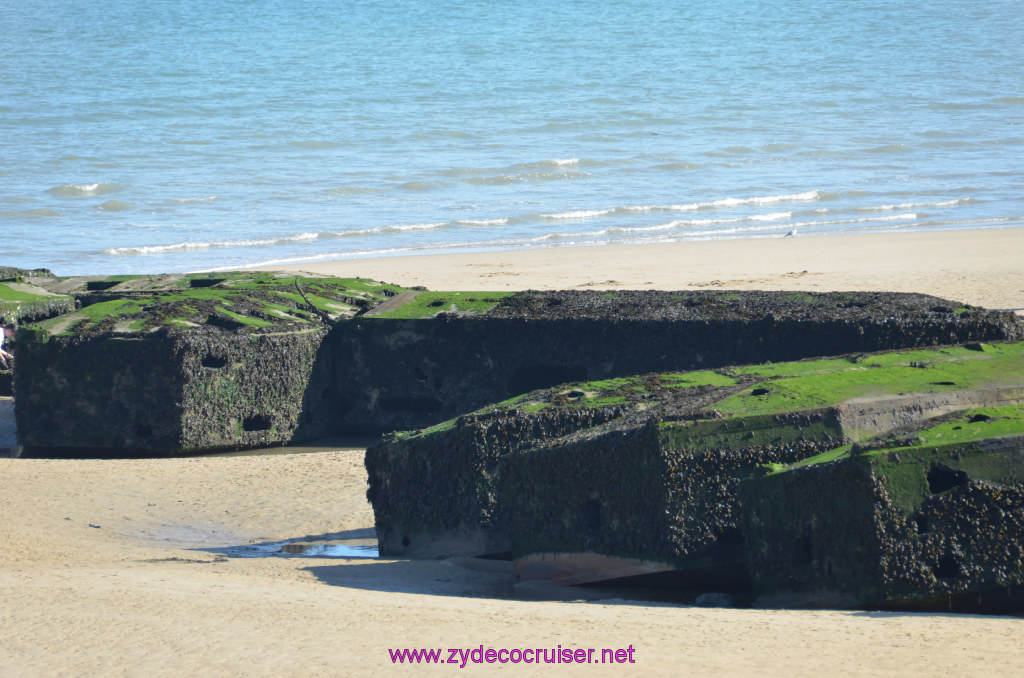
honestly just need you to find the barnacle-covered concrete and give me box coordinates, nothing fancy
[368,343,1024,612]
[10,279,1024,456]
[743,435,1024,613]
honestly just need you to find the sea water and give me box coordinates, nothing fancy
[1,0,1022,276]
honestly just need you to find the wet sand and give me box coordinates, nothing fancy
[3,228,1024,676]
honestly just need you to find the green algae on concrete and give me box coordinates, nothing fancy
[367,406,627,557]
[366,366,752,557]
[905,404,1024,446]
[15,324,336,453]
[781,405,1024,470]
[13,271,413,453]
[742,434,1024,612]
[716,343,1024,417]
[382,342,1024,449]
[0,281,73,324]
[370,339,1024,608]
[766,404,1024,507]
[16,285,1024,456]
[25,272,412,338]
[500,408,845,577]
[365,291,513,319]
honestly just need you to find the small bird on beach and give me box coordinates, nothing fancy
[784,228,797,237]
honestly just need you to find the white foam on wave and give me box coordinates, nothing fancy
[726,212,920,235]
[538,212,918,243]
[468,170,586,186]
[46,182,121,197]
[776,212,920,230]
[669,190,821,211]
[749,212,794,221]
[106,220,464,255]
[541,209,611,220]
[536,212,794,241]
[210,211,947,273]
[542,192,820,220]
[564,191,823,217]
[455,218,508,226]
[107,219,469,256]
[516,158,581,170]
[103,232,320,256]
[223,236,531,271]
[613,212,920,241]
[386,221,449,232]
[320,222,449,238]
[856,198,970,212]
[911,215,1024,229]
[171,195,219,203]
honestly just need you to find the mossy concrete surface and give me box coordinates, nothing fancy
[26,271,411,337]
[330,291,1024,435]
[0,273,73,326]
[366,407,625,557]
[364,290,513,318]
[743,435,1024,612]
[499,408,845,588]
[14,325,333,453]
[8,265,1024,610]
[11,282,1024,454]
[370,340,1024,610]
[12,270,408,453]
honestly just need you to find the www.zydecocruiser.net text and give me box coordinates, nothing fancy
[389,645,637,667]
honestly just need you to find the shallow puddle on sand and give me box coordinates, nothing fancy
[280,541,379,557]
[233,539,379,559]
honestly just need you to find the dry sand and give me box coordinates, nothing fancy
[271,228,1024,312]
[3,229,1024,677]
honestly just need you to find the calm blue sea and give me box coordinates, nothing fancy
[2,0,1022,276]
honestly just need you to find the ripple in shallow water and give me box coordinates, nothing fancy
[231,539,379,559]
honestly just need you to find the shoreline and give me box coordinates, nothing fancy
[265,227,1024,311]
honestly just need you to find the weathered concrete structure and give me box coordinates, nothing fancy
[12,281,1024,454]
[502,411,845,587]
[367,342,1024,612]
[11,271,398,454]
[340,290,1023,434]
[6,267,1024,611]
[15,327,333,452]
[0,267,72,397]
[367,406,628,558]
[743,436,1024,613]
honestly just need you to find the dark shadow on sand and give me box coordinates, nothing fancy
[197,532,700,605]
[195,531,1024,615]
[299,560,757,607]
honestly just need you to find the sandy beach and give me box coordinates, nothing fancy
[272,228,1024,312]
[3,229,1024,677]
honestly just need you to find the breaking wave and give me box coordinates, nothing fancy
[46,182,122,197]
[541,191,823,220]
